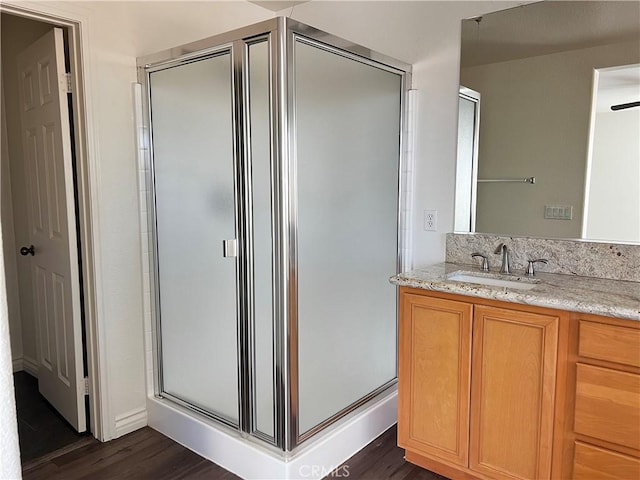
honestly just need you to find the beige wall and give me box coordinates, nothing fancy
[461,40,640,238]
[1,14,54,371]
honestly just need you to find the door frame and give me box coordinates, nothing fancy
[1,2,109,440]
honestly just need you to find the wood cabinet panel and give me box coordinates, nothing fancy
[575,363,640,450]
[470,306,559,480]
[573,441,640,480]
[398,293,472,466]
[578,320,640,368]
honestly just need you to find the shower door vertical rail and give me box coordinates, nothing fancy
[243,30,280,445]
[232,36,252,437]
[273,16,296,452]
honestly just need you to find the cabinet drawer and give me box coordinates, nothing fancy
[573,441,640,480]
[578,320,640,368]
[575,364,640,450]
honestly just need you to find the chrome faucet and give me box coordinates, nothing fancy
[525,258,548,276]
[471,253,490,271]
[494,243,511,274]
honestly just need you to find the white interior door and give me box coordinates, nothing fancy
[16,27,86,432]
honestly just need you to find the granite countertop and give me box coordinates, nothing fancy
[390,263,640,321]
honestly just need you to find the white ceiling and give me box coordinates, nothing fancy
[461,1,640,67]
[596,64,640,113]
[248,1,308,13]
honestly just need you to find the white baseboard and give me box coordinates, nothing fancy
[12,357,23,372]
[114,407,148,438]
[22,356,38,377]
[148,387,398,480]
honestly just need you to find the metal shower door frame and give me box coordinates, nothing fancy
[138,18,281,446]
[137,16,412,453]
[280,18,412,451]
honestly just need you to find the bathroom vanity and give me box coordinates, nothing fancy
[392,264,640,480]
[408,2,640,477]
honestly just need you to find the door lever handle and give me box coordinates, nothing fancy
[20,245,35,256]
[222,239,237,258]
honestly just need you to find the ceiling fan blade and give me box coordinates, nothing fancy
[611,101,640,111]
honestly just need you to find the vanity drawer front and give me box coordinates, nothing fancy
[573,441,640,480]
[578,320,640,368]
[575,363,640,450]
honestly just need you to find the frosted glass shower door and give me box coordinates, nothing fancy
[149,52,239,424]
[295,40,402,435]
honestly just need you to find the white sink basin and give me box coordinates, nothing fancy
[447,272,538,291]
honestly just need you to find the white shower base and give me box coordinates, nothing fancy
[147,387,397,479]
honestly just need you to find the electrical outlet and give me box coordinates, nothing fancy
[424,209,438,231]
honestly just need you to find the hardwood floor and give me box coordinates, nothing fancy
[22,427,239,480]
[334,426,448,480]
[23,424,448,479]
[14,371,89,463]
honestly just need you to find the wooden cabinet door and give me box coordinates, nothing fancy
[398,291,473,466]
[470,305,559,480]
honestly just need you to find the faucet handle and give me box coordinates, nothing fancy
[525,259,548,276]
[471,253,490,271]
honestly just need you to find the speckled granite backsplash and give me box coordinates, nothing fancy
[446,233,640,282]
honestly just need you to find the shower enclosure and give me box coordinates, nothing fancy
[138,17,411,453]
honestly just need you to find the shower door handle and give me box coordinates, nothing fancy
[222,239,238,258]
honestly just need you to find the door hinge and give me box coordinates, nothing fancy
[65,72,72,93]
[84,376,89,395]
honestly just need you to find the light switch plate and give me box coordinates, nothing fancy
[544,205,573,220]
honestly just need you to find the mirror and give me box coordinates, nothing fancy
[455,1,640,243]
